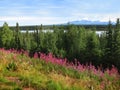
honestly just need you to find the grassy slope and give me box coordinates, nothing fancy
[0,49,120,90]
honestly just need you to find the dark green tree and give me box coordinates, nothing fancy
[14,22,22,49]
[33,24,45,52]
[86,30,101,65]
[35,26,39,47]
[77,27,87,63]
[0,22,13,48]
[53,25,66,58]
[65,25,79,60]
[43,32,58,55]
[104,20,114,67]
[38,24,45,51]
[22,29,31,50]
[113,18,120,69]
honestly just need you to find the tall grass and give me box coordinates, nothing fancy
[0,48,119,90]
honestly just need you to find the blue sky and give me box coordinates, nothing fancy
[0,0,120,26]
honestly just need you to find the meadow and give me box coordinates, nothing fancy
[0,48,120,90]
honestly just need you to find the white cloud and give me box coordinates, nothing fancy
[0,0,120,25]
[0,13,119,26]
[0,16,68,26]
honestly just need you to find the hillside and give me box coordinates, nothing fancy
[0,48,120,90]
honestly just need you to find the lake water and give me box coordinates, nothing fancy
[21,30,105,36]
[96,31,105,36]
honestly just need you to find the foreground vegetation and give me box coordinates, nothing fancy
[0,48,120,90]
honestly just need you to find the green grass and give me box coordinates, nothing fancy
[0,49,120,90]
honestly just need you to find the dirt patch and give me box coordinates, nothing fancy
[23,87,35,90]
[5,76,35,90]
[6,76,20,84]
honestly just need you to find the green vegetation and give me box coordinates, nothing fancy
[0,19,120,70]
[0,48,120,90]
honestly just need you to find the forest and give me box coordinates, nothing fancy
[0,18,120,71]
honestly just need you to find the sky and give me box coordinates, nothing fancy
[0,0,120,26]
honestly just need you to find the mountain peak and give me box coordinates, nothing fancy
[67,20,115,25]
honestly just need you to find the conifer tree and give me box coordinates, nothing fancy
[0,22,13,48]
[35,25,39,47]
[65,25,79,60]
[43,32,58,55]
[23,29,31,50]
[54,26,66,58]
[113,18,120,68]
[86,30,101,65]
[104,20,114,67]
[77,27,87,62]
[14,22,22,49]
[39,24,44,51]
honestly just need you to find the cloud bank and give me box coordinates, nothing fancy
[0,0,120,25]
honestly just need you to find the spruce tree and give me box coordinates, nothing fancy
[77,27,87,62]
[104,20,114,67]
[38,24,45,52]
[43,32,58,55]
[65,25,78,60]
[23,29,31,50]
[35,25,39,47]
[113,18,120,69]
[14,22,21,49]
[0,22,13,48]
[54,26,66,58]
[86,30,101,65]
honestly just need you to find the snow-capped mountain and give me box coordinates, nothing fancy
[67,20,115,25]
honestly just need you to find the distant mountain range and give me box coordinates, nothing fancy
[66,20,115,25]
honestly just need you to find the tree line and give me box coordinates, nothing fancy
[0,19,120,70]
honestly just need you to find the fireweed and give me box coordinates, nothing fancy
[0,48,119,78]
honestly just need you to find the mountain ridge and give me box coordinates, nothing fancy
[66,20,115,25]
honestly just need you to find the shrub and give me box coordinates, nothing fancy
[6,61,17,71]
